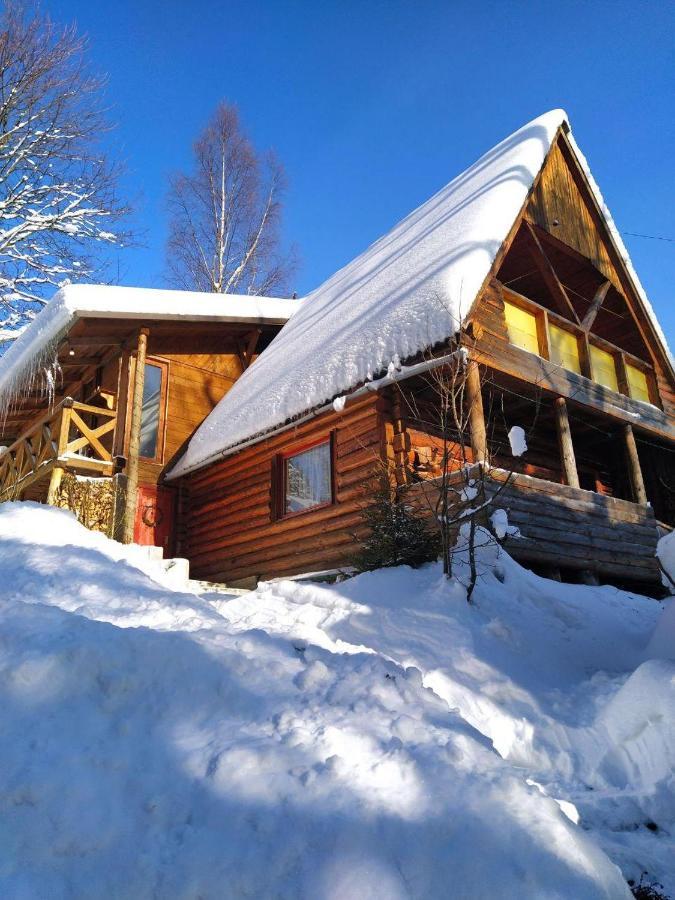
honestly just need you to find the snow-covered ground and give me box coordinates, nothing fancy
[0,502,673,899]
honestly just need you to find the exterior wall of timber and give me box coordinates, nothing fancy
[133,352,243,489]
[405,469,661,586]
[181,395,383,584]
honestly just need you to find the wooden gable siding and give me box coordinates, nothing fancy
[523,133,675,418]
[525,139,623,290]
[471,281,675,441]
[181,394,382,584]
[136,352,243,487]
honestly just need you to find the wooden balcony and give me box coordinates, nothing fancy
[406,466,662,588]
[0,398,117,503]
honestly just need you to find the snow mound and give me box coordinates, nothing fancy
[2,502,673,897]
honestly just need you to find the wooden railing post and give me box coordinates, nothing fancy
[554,397,580,489]
[466,359,487,464]
[122,329,149,543]
[622,424,648,505]
[46,398,73,506]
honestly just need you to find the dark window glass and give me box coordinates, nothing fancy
[139,363,163,458]
[285,442,331,514]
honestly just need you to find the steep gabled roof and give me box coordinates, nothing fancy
[0,284,299,410]
[180,108,668,478]
[172,111,573,477]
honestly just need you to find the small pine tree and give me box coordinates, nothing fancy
[352,481,440,572]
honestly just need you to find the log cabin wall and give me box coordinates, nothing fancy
[181,394,383,584]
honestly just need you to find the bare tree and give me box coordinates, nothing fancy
[398,346,530,601]
[166,102,295,297]
[0,1,130,338]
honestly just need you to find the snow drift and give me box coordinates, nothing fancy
[0,502,673,898]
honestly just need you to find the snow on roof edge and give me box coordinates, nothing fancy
[0,284,300,405]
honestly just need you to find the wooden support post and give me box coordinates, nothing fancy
[554,397,580,489]
[46,397,73,506]
[466,359,487,464]
[122,329,149,543]
[622,424,648,505]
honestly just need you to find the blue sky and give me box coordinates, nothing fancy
[45,0,674,344]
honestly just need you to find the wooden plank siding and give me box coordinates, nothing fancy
[522,132,675,421]
[134,352,243,488]
[181,395,383,583]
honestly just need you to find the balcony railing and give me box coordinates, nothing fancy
[0,398,117,502]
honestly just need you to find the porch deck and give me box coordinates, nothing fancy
[0,398,117,503]
[407,467,662,587]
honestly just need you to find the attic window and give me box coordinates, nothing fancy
[280,438,333,517]
[504,300,540,355]
[548,324,581,375]
[626,363,651,404]
[590,344,619,393]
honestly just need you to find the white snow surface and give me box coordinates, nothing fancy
[0,283,299,404]
[657,529,675,592]
[1,502,674,898]
[171,109,673,478]
[508,424,528,457]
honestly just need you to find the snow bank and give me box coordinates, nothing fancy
[0,501,649,898]
[657,530,675,592]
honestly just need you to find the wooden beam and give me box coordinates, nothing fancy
[238,328,262,370]
[122,329,149,543]
[581,281,611,331]
[523,221,581,324]
[63,337,120,349]
[46,398,73,506]
[622,424,648,505]
[466,359,487,464]
[554,397,580,488]
[60,356,105,368]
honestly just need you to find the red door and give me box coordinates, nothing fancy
[134,485,175,554]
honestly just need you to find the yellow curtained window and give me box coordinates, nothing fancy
[504,300,540,355]
[626,364,650,403]
[590,345,619,392]
[549,324,581,374]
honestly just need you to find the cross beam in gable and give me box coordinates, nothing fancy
[523,221,581,324]
[581,280,611,332]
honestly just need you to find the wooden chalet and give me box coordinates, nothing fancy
[0,286,298,549]
[0,110,673,593]
[168,110,674,592]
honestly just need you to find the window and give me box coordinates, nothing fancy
[626,363,650,404]
[504,300,540,355]
[590,344,619,392]
[282,439,332,516]
[139,362,165,459]
[549,324,581,375]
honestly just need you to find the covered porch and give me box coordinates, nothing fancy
[388,360,669,591]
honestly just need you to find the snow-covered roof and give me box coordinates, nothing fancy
[0,284,299,406]
[172,109,674,479]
